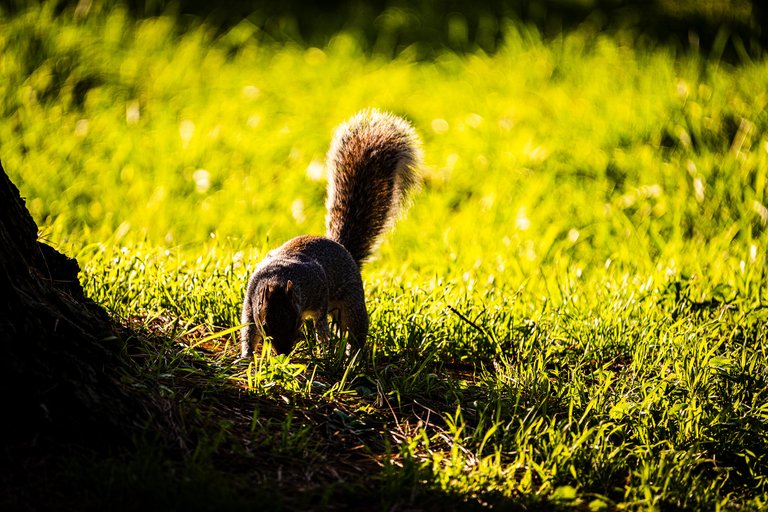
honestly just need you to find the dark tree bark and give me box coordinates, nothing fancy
[0,160,135,444]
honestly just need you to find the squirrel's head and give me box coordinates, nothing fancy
[259,280,302,355]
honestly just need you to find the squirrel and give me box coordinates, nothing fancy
[239,109,422,358]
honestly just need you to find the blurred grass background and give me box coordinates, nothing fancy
[1,0,765,280]
[4,0,762,58]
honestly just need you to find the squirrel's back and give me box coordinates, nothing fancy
[325,109,421,267]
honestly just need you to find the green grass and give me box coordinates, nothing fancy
[2,2,768,510]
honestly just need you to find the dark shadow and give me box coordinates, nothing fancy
[1,0,761,60]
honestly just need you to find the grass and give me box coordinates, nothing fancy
[2,1,768,510]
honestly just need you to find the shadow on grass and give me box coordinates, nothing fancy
[1,320,559,512]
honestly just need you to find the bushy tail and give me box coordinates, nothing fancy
[325,109,421,267]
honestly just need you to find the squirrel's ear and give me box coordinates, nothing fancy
[285,280,300,311]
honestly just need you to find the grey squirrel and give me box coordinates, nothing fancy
[240,109,422,358]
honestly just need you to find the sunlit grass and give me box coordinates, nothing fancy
[2,1,767,509]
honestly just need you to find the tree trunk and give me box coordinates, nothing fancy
[0,160,133,443]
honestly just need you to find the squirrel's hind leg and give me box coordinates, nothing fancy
[240,294,261,358]
[337,301,369,351]
[240,322,260,359]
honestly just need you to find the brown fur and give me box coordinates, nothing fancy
[240,109,421,357]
